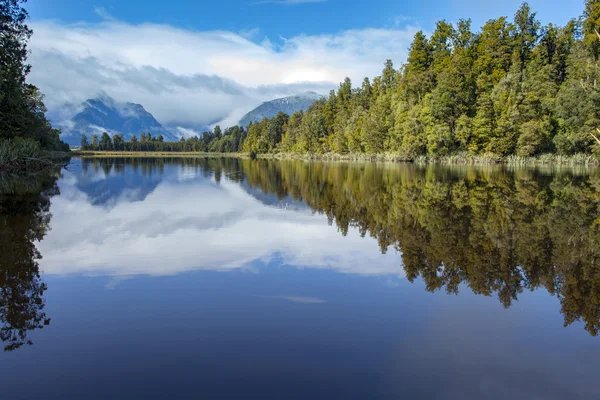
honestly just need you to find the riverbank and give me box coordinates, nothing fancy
[1,137,70,172]
[0,153,71,173]
[259,151,600,166]
[76,150,600,166]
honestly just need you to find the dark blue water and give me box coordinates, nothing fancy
[0,157,598,399]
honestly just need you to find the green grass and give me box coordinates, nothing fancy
[265,151,600,166]
[0,137,42,164]
[72,149,600,166]
[0,138,70,172]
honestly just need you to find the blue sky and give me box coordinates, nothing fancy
[26,0,585,134]
[29,0,583,41]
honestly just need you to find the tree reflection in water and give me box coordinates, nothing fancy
[82,157,599,336]
[5,156,598,354]
[0,170,60,351]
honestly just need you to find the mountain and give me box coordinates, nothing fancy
[61,95,175,146]
[239,92,324,127]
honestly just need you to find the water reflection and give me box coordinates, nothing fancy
[55,157,600,338]
[0,171,60,351]
[2,156,600,357]
[239,159,600,336]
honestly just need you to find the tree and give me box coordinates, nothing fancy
[584,0,600,58]
[112,133,124,151]
[265,112,288,152]
[129,134,138,151]
[99,132,112,151]
[430,20,454,72]
[0,0,67,151]
[90,134,99,150]
[513,2,540,71]
[404,31,434,103]
[80,133,89,150]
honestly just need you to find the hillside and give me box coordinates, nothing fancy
[239,92,324,127]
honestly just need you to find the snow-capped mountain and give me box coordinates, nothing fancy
[238,92,324,127]
[59,95,176,146]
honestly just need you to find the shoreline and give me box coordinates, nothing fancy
[73,151,248,158]
[0,151,71,173]
[73,150,600,166]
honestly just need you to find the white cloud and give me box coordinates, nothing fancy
[28,19,419,129]
[175,126,203,139]
[93,7,116,21]
[38,169,403,278]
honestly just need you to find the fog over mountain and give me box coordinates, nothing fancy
[26,18,419,134]
[56,95,177,146]
[54,91,329,145]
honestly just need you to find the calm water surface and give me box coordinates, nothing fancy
[1,157,599,399]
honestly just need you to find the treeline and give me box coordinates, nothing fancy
[241,1,600,158]
[79,125,247,152]
[0,0,69,155]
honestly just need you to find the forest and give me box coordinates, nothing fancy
[82,1,600,161]
[0,0,69,168]
[80,125,247,153]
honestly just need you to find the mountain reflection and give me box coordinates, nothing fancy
[40,157,600,337]
[0,171,60,351]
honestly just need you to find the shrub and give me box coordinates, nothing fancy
[0,138,42,164]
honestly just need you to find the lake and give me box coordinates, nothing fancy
[1,157,599,399]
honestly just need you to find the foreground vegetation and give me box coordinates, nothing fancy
[0,138,69,172]
[0,0,69,171]
[81,1,600,164]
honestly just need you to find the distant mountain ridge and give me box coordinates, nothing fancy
[239,92,324,127]
[63,95,175,146]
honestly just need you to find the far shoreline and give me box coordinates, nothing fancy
[73,150,600,167]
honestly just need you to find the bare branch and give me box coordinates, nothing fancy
[591,129,600,146]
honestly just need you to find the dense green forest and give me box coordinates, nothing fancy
[85,1,600,161]
[0,0,69,166]
[80,156,600,336]
[247,1,600,158]
[80,125,247,153]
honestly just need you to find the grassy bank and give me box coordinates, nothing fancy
[74,150,600,166]
[259,151,600,166]
[0,138,70,172]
